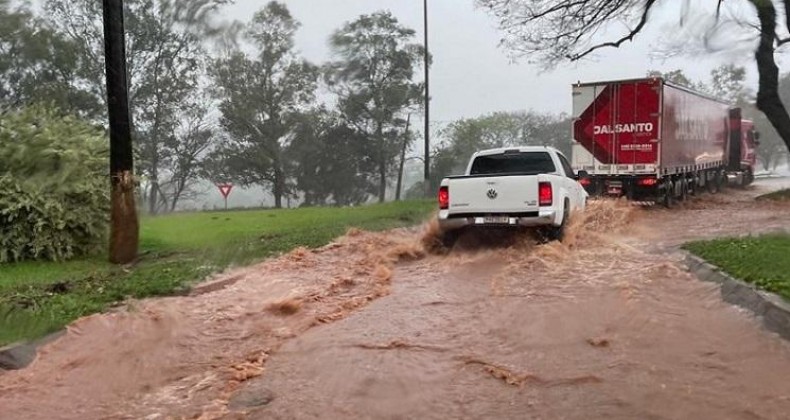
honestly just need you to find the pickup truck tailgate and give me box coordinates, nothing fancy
[448,175,540,214]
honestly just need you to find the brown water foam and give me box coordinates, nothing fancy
[231,189,790,420]
[422,198,641,256]
[0,227,432,420]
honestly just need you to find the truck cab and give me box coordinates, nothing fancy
[739,120,759,184]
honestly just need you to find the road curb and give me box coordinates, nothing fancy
[190,273,245,296]
[684,253,790,341]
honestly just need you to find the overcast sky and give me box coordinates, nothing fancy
[223,0,764,124]
[195,0,779,208]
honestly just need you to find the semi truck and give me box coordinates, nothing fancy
[571,77,759,206]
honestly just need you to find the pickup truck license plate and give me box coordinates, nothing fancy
[483,216,510,224]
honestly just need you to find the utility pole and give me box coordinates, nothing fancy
[423,0,431,197]
[102,0,139,264]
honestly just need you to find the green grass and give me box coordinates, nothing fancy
[683,234,790,301]
[756,189,790,201]
[0,200,434,346]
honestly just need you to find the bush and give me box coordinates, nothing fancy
[0,106,109,262]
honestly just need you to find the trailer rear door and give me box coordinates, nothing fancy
[572,79,661,175]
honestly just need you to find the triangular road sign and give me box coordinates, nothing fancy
[216,183,233,199]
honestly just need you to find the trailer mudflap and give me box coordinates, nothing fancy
[583,175,662,201]
[605,180,623,196]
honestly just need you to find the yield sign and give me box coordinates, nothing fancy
[216,183,233,199]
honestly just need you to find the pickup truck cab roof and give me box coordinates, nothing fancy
[464,146,568,178]
[471,145,562,158]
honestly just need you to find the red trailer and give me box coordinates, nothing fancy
[571,77,759,205]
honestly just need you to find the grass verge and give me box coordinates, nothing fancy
[756,189,790,201]
[683,233,790,301]
[0,200,433,346]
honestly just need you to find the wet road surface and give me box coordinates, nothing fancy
[2,179,790,419]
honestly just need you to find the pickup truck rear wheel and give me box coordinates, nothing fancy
[441,229,460,249]
[543,199,569,242]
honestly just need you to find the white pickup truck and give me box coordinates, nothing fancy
[437,146,588,245]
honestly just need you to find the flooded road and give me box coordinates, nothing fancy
[2,179,790,419]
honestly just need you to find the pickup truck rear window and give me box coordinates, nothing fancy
[469,152,556,175]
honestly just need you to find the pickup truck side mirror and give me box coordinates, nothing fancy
[575,170,589,180]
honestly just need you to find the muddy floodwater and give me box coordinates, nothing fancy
[2,179,790,419]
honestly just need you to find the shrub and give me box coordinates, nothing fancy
[0,106,109,262]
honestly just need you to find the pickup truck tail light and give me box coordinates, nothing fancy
[438,186,449,209]
[538,182,553,206]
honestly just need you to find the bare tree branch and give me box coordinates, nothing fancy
[477,0,790,156]
[478,0,657,65]
[567,0,657,61]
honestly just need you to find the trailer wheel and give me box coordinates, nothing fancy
[708,171,721,194]
[716,170,725,191]
[676,177,687,202]
[662,181,675,208]
[706,170,719,193]
[688,173,698,196]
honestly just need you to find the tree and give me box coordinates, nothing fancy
[477,0,790,154]
[523,113,573,156]
[211,1,318,209]
[427,111,571,191]
[646,69,698,90]
[647,66,750,104]
[702,65,788,171]
[702,65,781,169]
[750,108,786,171]
[288,109,376,206]
[0,0,100,117]
[45,0,228,214]
[754,71,790,171]
[326,11,425,203]
[709,64,749,105]
[160,96,216,212]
